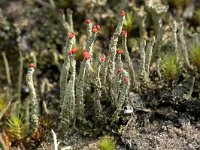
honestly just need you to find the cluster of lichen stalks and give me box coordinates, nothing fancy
[25,10,197,133]
[25,10,132,131]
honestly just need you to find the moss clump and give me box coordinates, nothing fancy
[99,135,116,150]
[6,114,27,140]
[190,44,200,67]
[161,54,181,81]
[124,11,134,33]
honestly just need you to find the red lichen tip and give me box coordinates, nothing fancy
[96,25,101,30]
[117,68,122,73]
[122,30,127,37]
[117,49,123,54]
[28,63,36,68]
[121,10,125,17]
[92,26,98,33]
[125,77,129,84]
[69,32,75,39]
[83,51,90,60]
[68,50,73,55]
[71,48,77,54]
[99,54,105,62]
[85,19,91,24]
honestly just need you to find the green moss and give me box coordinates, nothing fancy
[6,114,27,140]
[190,44,200,67]
[161,54,181,81]
[99,135,116,150]
[124,11,134,32]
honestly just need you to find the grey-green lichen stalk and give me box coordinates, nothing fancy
[116,49,123,70]
[85,19,92,38]
[113,69,130,120]
[26,63,39,129]
[122,31,136,87]
[75,21,99,122]
[60,48,77,129]
[107,10,125,89]
[145,0,168,34]
[60,9,74,33]
[179,22,193,70]
[145,36,155,74]
[133,5,147,37]
[87,23,99,59]
[112,51,123,105]
[75,59,87,122]
[139,37,154,87]
[153,19,165,59]
[139,39,147,80]
[172,20,178,61]
[156,57,162,80]
[93,54,105,117]
[60,32,75,105]
[102,54,110,85]
[88,32,98,59]
[75,51,91,123]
